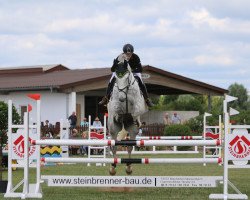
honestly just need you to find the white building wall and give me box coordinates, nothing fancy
[141,110,200,125]
[0,91,68,125]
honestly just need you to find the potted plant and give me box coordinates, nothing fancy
[0,101,20,193]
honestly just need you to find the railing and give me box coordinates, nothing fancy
[141,124,165,136]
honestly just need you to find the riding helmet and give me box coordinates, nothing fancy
[123,44,134,53]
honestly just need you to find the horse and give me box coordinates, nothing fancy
[107,57,148,175]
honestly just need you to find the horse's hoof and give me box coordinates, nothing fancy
[126,166,132,175]
[109,167,116,176]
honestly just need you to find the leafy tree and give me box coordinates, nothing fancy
[163,95,179,105]
[156,94,216,113]
[176,95,205,113]
[164,124,193,150]
[184,115,203,135]
[230,110,250,125]
[211,96,223,115]
[150,95,160,109]
[153,83,249,118]
[161,94,207,113]
[0,101,20,181]
[228,83,249,110]
[185,113,221,135]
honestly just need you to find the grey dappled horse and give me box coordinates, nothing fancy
[107,58,148,175]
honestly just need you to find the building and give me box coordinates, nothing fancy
[0,64,227,125]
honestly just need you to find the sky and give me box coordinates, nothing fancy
[0,0,250,91]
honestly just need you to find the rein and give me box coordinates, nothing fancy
[116,71,136,113]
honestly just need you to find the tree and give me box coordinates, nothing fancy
[211,96,224,115]
[0,101,20,181]
[228,83,249,110]
[163,95,179,105]
[176,95,206,113]
[156,94,212,113]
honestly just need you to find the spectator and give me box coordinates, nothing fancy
[92,117,102,127]
[80,117,89,127]
[80,131,88,155]
[45,131,53,139]
[68,111,77,129]
[171,112,181,124]
[92,117,103,134]
[138,126,143,137]
[44,120,53,138]
[44,120,53,128]
[163,113,171,125]
[142,121,148,132]
[70,129,79,155]
[136,122,147,151]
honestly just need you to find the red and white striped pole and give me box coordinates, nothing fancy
[31,139,222,147]
[137,136,203,140]
[41,157,222,164]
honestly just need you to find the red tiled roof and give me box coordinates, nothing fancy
[0,64,227,95]
[0,67,111,90]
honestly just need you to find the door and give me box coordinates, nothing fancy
[76,104,81,126]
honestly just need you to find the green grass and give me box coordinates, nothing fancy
[1,154,250,200]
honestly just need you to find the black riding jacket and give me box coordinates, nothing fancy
[111,53,143,73]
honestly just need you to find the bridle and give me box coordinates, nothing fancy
[116,70,136,114]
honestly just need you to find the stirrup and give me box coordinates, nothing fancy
[146,98,154,107]
[98,96,109,105]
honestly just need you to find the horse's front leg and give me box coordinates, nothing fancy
[126,146,133,175]
[109,146,117,175]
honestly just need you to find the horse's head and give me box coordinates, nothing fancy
[114,59,129,77]
[114,60,133,102]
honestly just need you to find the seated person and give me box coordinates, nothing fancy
[70,129,79,155]
[43,120,53,138]
[80,131,88,155]
[45,131,53,139]
[92,117,103,133]
[80,117,89,127]
[44,120,53,128]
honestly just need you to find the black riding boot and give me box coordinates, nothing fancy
[98,77,116,106]
[134,76,154,107]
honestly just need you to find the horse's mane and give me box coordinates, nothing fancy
[116,53,133,73]
[117,53,127,62]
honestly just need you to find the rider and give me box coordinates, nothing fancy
[98,43,154,107]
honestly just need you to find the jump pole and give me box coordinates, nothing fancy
[136,136,203,140]
[203,112,211,166]
[35,97,41,195]
[41,157,222,164]
[6,100,13,196]
[31,139,222,147]
[22,112,29,199]
[28,94,41,195]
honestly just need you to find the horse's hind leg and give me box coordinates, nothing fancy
[109,146,117,175]
[125,125,138,175]
[126,146,133,175]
